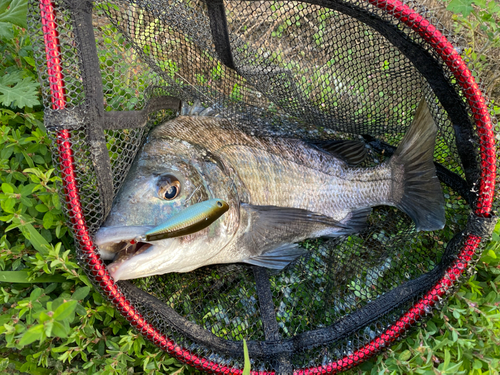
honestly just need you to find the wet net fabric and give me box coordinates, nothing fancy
[28,0,498,373]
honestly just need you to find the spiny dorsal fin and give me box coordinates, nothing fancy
[310,139,368,166]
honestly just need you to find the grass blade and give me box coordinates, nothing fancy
[243,339,251,375]
[0,271,66,283]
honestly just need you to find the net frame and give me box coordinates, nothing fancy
[33,0,497,373]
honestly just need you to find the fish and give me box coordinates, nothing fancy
[95,99,445,281]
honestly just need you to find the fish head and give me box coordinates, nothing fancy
[95,133,240,280]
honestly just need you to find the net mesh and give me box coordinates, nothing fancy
[28,0,498,372]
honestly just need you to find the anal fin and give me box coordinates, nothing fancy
[335,208,371,236]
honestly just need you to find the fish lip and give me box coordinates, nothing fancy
[95,225,154,249]
[95,225,166,281]
[107,241,154,277]
[94,225,156,265]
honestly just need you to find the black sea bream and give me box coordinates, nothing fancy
[95,100,445,281]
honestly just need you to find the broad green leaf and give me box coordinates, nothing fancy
[51,345,69,353]
[0,21,14,39]
[473,0,487,7]
[18,324,43,346]
[445,361,464,373]
[52,193,61,209]
[0,271,66,283]
[446,0,474,16]
[23,167,45,178]
[20,184,36,196]
[32,155,44,164]
[0,358,8,371]
[0,72,40,109]
[473,359,483,370]
[1,198,16,213]
[44,320,53,337]
[38,312,51,323]
[52,300,77,321]
[399,350,411,361]
[20,196,33,207]
[71,286,90,301]
[23,56,36,67]
[51,320,69,338]
[443,349,451,370]
[13,171,28,182]
[22,151,34,167]
[42,211,54,229]
[75,303,87,316]
[0,0,27,28]
[35,204,48,213]
[0,213,14,221]
[5,222,21,232]
[22,222,50,252]
[0,315,13,327]
[488,0,500,14]
[1,182,14,194]
[29,287,42,300]
[1,145,14,159]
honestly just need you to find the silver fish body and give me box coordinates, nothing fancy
[95,100,445,280]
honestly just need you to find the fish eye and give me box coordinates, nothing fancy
[217,201,223,207]
[157,175,181,200]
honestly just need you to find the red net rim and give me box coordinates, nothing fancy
[39,0,496,373]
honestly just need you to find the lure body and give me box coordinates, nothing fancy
[143,199,229,241]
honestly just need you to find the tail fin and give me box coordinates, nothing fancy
[390,99,445,231]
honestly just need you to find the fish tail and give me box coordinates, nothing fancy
[389,98,445,231]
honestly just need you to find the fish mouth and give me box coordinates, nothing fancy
[95,226,160,281]
[107,240,154,276]
[96,225,187,280]
[94,224,155,266]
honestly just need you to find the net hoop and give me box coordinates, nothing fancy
[39,0,496,373]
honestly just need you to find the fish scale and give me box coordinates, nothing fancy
[216,145,394,222]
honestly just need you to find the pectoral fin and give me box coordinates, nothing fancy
[241,204,347,237]
[239,204,347,269]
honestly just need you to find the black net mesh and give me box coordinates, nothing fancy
[28,0,498,373]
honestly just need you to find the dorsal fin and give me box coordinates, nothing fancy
[180,99,220,117]
[310,139,368,166]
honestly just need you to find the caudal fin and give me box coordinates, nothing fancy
[390,99,445,231]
